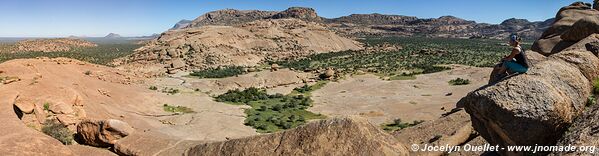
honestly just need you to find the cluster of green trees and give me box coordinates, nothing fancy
[215,87,283,103]
[189,66,247,78]
[0,44,141,66]
[278,37,518,78]
[216,85,325,133]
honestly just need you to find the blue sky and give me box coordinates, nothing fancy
[0,0,576,37]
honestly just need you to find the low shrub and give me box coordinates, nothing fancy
[42,120,73,145]
[448,78,470,85]
[163,104,194,114]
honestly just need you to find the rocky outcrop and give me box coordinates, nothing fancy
[13,38,97,52]
[126,19,362,73]
[187,117,408,156]
[532,2,599,55]
[271,7,322,22]
[76,119,134,147]
[181,7,323,29]
[460,16,599,154]
[458,49,598,153]
[184,9,278,28]
[462,4,599,154]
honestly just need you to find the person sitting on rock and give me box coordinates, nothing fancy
[489,34,529,84]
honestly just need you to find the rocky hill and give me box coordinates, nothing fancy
[182,7,320,28]
[458,1,599,155]
[13,38,97,52]
[173,7,552,39]
[125,18,362,74]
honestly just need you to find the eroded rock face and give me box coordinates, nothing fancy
[458,49,598,154]
[561,16,599,41]
[187,117,408,156]
[532,2,599,55]
[76,119,134,147]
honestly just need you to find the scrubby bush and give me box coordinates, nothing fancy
[163,104,194,114]
[587,95,597,107]
[448,78,470,85]
[217,85,326,133]
[43,102,50,111]
[277,37,509,78]
[42,120,73,145]
[293,84,312,93]
[189,66,246,78]
[161,88,180,95]
[381,118,426,132]
[593,78,599,94]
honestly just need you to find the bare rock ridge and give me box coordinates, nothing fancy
[459,1,599,155]
[12,38,97,53]
[175,7,552,39]
[186,117,408,156]
[183,7,320,28]
[126,18,362,73]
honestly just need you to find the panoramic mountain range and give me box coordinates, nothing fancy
[171,7,554,40]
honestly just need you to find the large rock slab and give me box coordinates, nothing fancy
[187,117,408,156]
[458,50,597,154]
[393,110,484,156]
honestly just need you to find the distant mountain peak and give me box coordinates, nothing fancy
[105,33,122,38]
[170,19,192,30]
